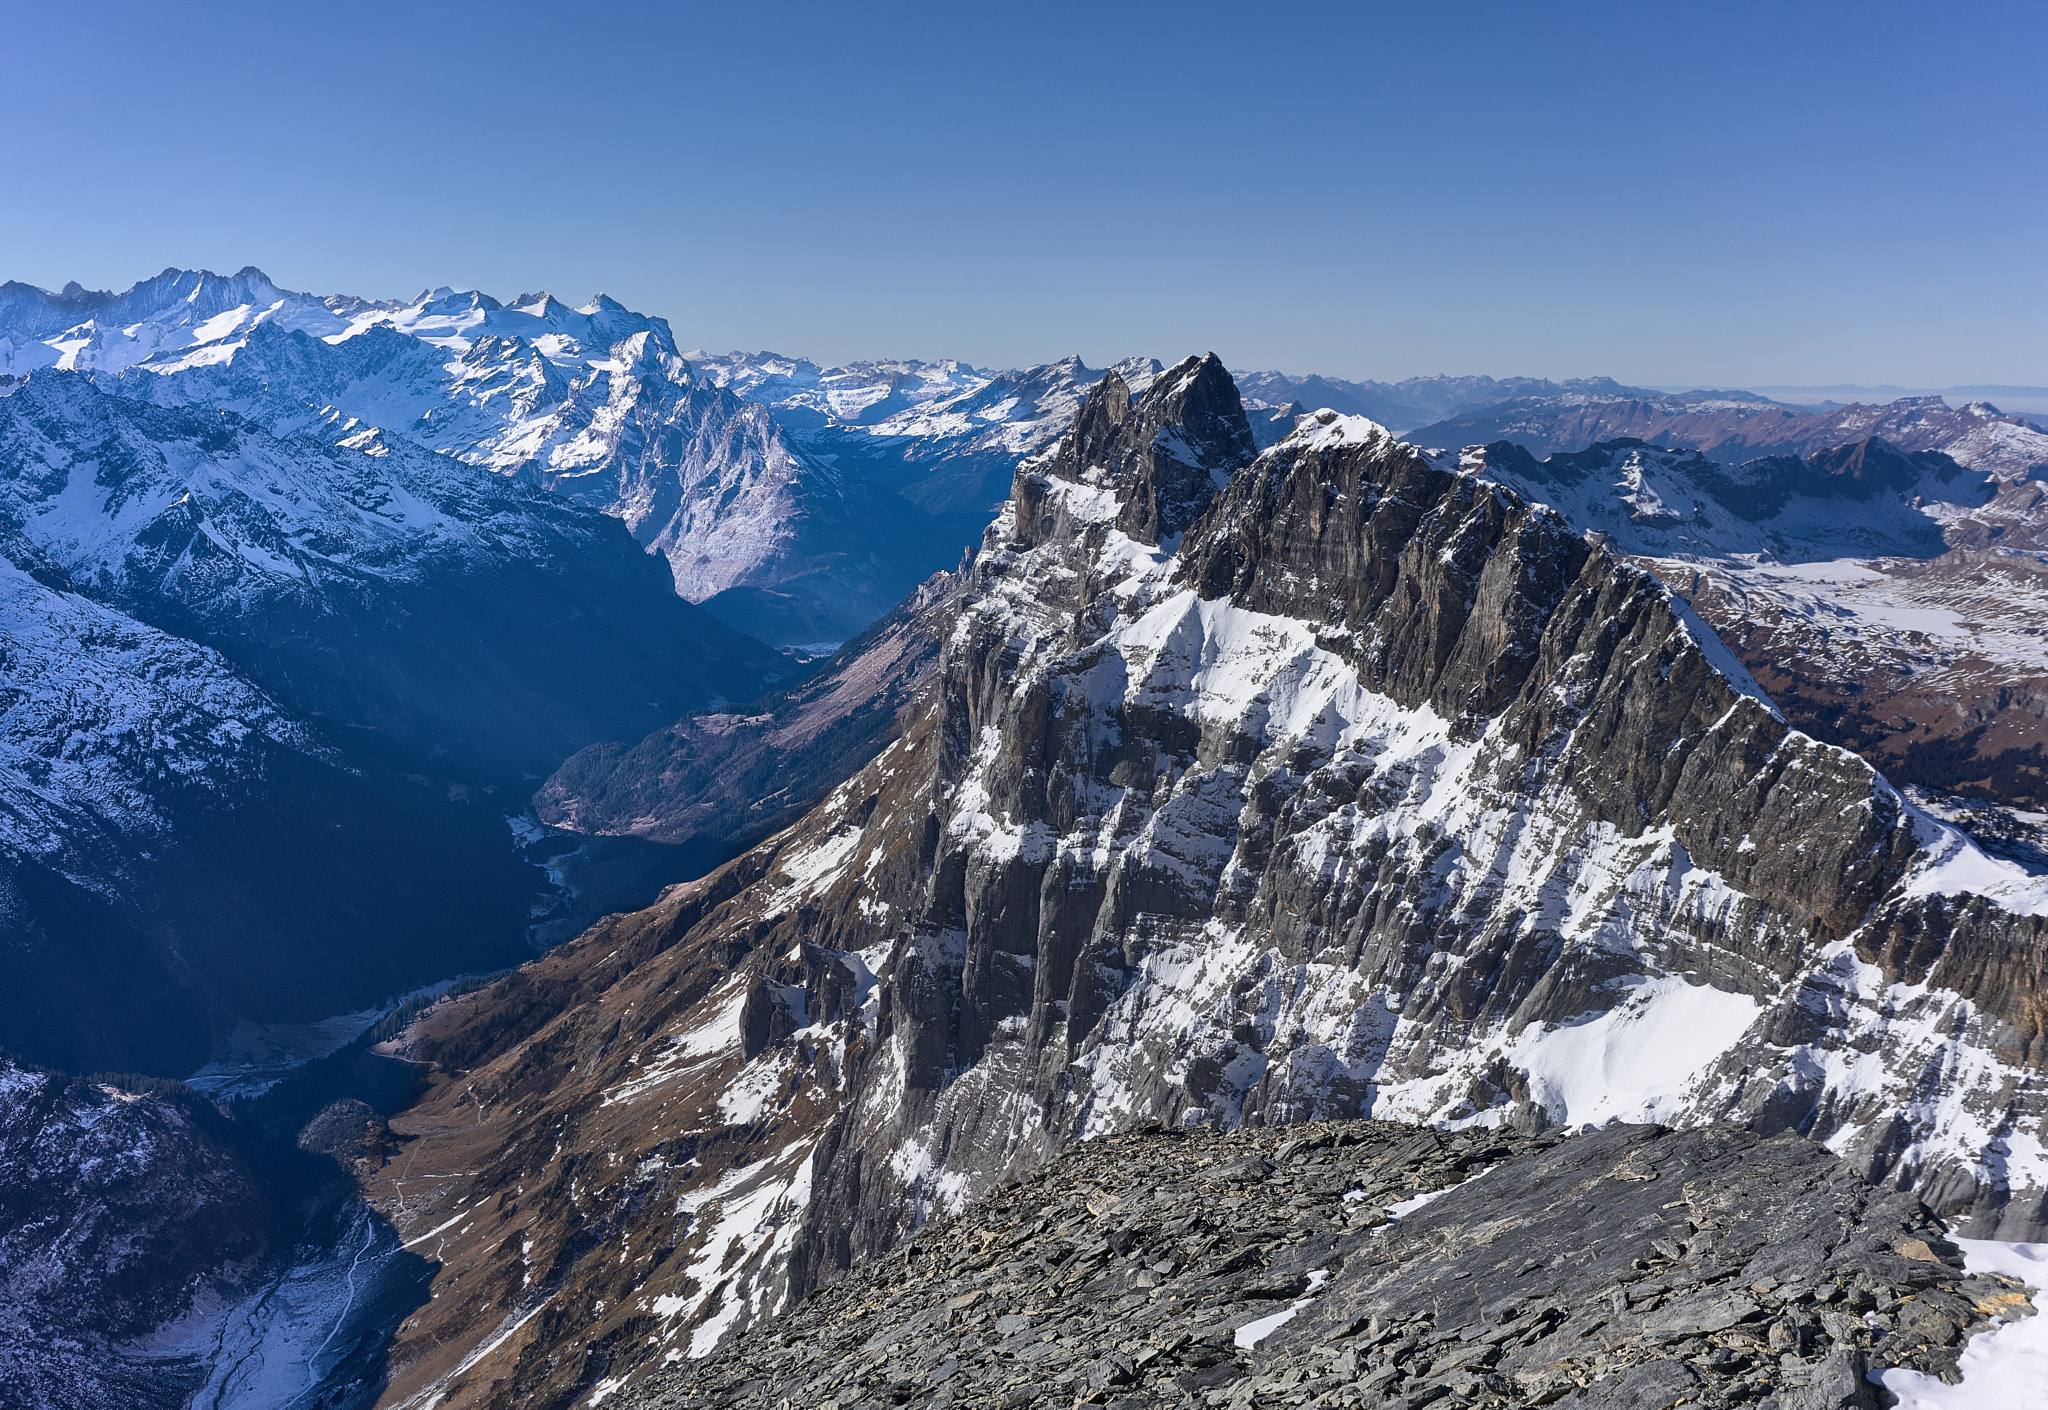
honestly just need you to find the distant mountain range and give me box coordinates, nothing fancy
[1405,390,2048,477]
[1736,382,2048,403]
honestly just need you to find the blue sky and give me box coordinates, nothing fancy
[1,0,2041,386]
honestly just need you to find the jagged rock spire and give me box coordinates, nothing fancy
[1017,351,1257,548]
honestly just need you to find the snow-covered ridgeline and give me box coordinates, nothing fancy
[0,372,631,614]
[682,351,989,427]
[7,268,957,643]
[0,268,662,380]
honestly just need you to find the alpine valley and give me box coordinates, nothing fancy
[1,268,2045,1410]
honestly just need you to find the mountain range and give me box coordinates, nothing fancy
[2,264,2046,1410]
[0,283,799,1076]
[345,358,2048,1408]
[1407,390,2048,480]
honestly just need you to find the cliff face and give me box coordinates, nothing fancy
[360,359,2048,1407]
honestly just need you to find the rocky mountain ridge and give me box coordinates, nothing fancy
[682,352,986,430]
[622,1120,2042,1410]
[787,353,1165,521]
[351,358,2048,1408]
[104,284,958,648]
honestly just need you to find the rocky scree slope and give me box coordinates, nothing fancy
[621,1120,2040,1410]
[357,359,2048,1404]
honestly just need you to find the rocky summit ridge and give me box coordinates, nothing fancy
[617,1120,2039,1410]
[355,356,2048,1408]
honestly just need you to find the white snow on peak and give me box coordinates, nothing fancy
[0,268,386,376]
[1281,409,1398,456]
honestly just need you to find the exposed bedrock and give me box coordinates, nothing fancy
[623,1121,2042,1410]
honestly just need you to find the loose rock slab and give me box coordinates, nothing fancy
[618,1121,2037,1410]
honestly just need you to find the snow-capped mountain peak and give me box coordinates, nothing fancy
[0,265,385,376]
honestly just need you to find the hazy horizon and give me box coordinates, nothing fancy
[2,0,2040,388]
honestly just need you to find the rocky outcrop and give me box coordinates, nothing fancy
[1018,355,1256,549]
[361,375,2048,1405]
[0,1060,272,1410]
[621,1121,2039,1410]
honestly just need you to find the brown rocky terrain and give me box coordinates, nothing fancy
[1648,550,2048,808]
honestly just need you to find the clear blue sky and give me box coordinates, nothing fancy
[1,0,2040,387]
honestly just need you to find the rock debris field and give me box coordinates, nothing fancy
[620,1121,2038,1410]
